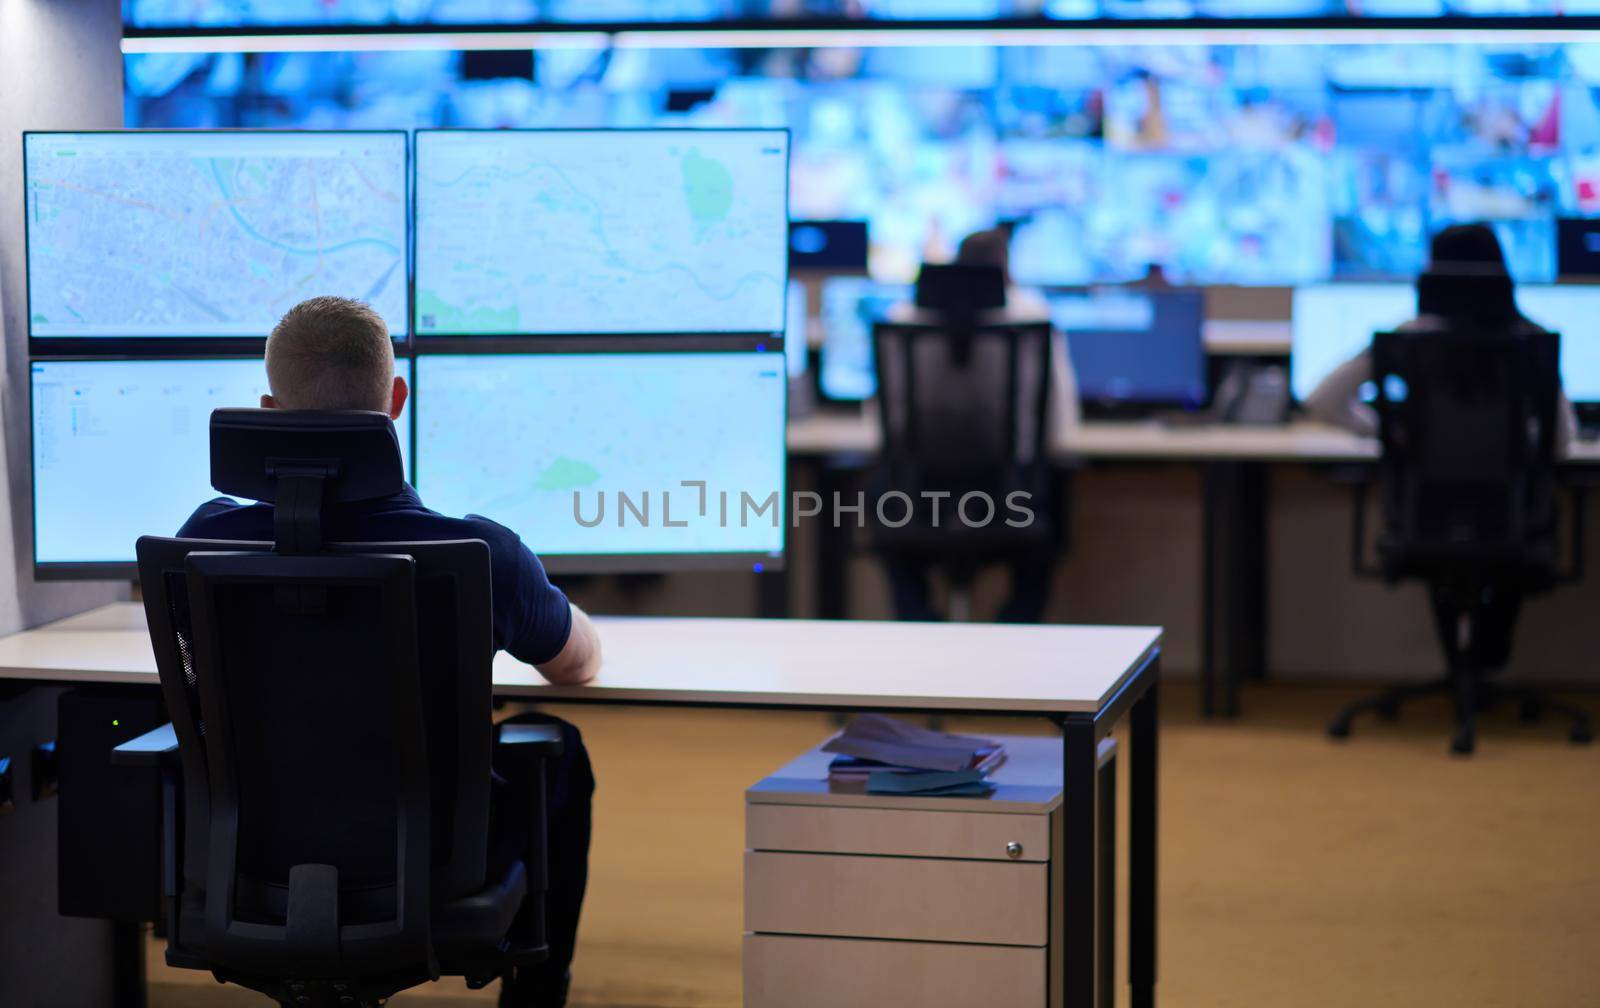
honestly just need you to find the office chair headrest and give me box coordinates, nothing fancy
[1415,265,1520,329]
[915,263,1007,316]
[210,408,404,505]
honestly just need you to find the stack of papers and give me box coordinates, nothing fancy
[823,715,1005,796]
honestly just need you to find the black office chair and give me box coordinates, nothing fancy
[115,409,562,1007]
[868,300,1063,622]
[1331,324,1594,754]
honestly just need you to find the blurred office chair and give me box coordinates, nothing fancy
[117,409,561,1007]
[1331,324,1593,754]
[868,265,1064,622]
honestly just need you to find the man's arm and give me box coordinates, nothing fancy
[536,603,602,685]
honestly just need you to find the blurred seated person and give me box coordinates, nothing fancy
[881,227,1078,623]
[178,296,600,1008]
[1305,223,1577,448]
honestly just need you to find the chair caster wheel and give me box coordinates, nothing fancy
[1376,701,1399,722]
[1519,699,1543,723]
[1571,725,1593,745]
[1450,733,1475,756]
[1328,719,1352,739]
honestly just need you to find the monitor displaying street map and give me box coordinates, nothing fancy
[24,131,408,341]
[413,352,786,563]
[31,356,414,569]
[414,129,789,336]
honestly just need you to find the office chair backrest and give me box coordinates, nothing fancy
[872,318,1053,485]
[1372,323,1559,562]
[914,263,1008,318]
[137,409,496,991]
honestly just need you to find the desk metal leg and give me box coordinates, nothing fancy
[1200,466,1220,717]
[816,461,854,620]
[112,920,148,1008]
[1061,715,1099,1008]
[1098,747,1116,1008]
[1130,675,1159,1008]
[1201,463,1268,718]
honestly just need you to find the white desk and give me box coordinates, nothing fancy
[789,413,1600,465]
[0,602,1161,1008]
[3,603,1158,716]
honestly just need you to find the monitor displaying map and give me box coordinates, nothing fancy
[414,129,789,336]
[24,131,408,341]
[413,352,786,564]
[31,357,413,570]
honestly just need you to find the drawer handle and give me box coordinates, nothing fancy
[1005,841,1023,859]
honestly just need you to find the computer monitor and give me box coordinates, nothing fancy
[1290,282,1600,404]
[30,356,415,577]
[1290,283,1415,402]
[1518,286,1600,404]
[1557,219,1600,279]
[413,352,786,570]
[786,280,809,378]
[818,277,909,402]
[1047,289,1208,411]
[413,129,790,338]
[23,131,408,348]
[788,220,870,272]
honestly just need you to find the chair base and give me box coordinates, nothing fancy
[1328,674,1594,754]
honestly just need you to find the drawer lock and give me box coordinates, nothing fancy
[1005,841,1023,859]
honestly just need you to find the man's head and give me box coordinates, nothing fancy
[955,227,1012,285]
[1429,222,1508,272]
[263,296,407,419]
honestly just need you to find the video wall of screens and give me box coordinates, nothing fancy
[121,0,1600,27]
[23,130,409,352]
[125,42,1600,286]
[1289,281,1600,402]
[27,128,791,578]
[413,129,789,337]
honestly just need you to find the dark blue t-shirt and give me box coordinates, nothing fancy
[177,485,572,666]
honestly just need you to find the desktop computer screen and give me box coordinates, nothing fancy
[818,278,909,401]
[23,131,408,343]
[413,352,786,566]
[30,357,415,572]
[1291,282,1600,404]
[413,129,790,337]
[1517,286,1600,405]
[1289,284,1415,402]
[1047,289,1207,409]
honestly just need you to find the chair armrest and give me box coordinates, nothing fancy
[496,723,564,758]
[112,723,178,768]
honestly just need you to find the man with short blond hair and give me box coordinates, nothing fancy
[180,295,596,1007]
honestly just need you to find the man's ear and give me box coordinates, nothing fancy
[390,375,409,421]
[261,394,277,409]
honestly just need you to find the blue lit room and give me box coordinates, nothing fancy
[1,2,1598,1006]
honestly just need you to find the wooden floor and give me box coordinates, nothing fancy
[148,681,1600,1007]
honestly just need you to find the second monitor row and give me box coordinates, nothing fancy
[31,352,788,576]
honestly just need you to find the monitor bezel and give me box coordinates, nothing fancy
[410,126,792,345]
[408,346,789,573]
[22,128,413,356]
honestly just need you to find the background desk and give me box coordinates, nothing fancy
[786,414,1600,715]
[0,602,1162,1008]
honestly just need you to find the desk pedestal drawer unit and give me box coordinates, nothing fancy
[744,733,1116,1008]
